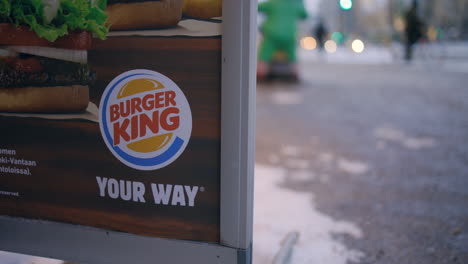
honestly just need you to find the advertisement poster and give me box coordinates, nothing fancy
[0,0,222,243]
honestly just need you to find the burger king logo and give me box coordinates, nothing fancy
[99,70,192,171]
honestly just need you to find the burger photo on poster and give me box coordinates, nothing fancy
[105,0,222,31]
[106,0,183,30]
[182,0,221,19]
[0,0,108,113]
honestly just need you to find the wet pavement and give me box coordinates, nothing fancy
[253,60,468,263]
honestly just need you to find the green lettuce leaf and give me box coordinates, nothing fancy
[56,0,108,40]
[1,0,108,42]
[0,0,10,18]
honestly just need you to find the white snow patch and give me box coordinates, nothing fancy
[0,251,62,264]
[403,138,436,149]
[271,91,303,105]
[254,164,364,264]
[338,159,370,175]
[281,145,301,157]
[374,125,437,150]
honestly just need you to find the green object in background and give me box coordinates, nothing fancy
[331,32,345,45]
[258,0,308,62]
[437,28,444,40]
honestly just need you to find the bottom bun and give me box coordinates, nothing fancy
[0,85,89,113]
[107,0,183,30]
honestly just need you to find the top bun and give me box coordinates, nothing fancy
[107,0,183,30]
[183,0,222,19]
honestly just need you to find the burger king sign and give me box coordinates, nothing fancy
[99,70,192,171]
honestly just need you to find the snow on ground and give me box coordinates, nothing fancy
[337,159,370,175]
[0,251,62,264]
[271,90,304,105]
[253,164,364,264]
[374,125,437,150]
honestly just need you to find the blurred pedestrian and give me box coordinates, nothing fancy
[404,0,424,61]
[257,0,308,81]
[314,19,328,52]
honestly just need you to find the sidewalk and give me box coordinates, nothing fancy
[299,41,468,74]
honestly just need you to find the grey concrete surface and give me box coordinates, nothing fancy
[255,61,468,264]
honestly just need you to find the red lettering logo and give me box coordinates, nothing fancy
[99,70,192,171]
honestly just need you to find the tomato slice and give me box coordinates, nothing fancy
[6,57,43,73]
[54,31,92,50]
[0,24,92,50]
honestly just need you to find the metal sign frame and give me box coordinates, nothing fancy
[0,0,256,263]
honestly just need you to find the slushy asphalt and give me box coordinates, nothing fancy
[254,52,468,263]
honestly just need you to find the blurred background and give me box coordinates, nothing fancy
[2,0,468,263]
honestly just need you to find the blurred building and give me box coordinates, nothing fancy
[315,0,468,42]
[391,0,468,40]
[428,0,468,39]
[317,0,392,43]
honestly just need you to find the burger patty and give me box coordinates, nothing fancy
[107,0,158,4]
[0,57,95,88]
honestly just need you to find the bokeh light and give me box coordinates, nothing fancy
[339,0,353,10]
[393,17,405,33]
[427,26,438,42]
[324,40,337,53]
[351,39,365,53]
[331,32,345,45]
[300,37,317,50]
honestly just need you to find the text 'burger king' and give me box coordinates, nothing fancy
[99,70,192,171]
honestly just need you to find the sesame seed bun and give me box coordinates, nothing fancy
[107,0,183,30]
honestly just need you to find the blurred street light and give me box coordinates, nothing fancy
[351,39,365,53]
[300,37,317,50]
[427,26,438,42]
[324,40,337,53]
[339,0,353,10]
[393,17,405,33]
[331,32,345,45]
